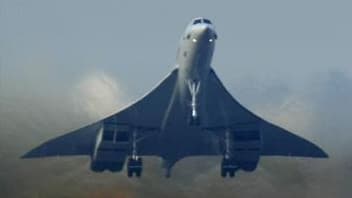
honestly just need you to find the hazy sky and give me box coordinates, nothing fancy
[1,0,352,197]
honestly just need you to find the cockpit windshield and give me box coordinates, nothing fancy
[203,19,212,24]
[193,19,202,25]
[192,18,212,25]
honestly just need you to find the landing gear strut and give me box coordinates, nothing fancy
[127,129,143,178]
[188,80,200,126]
[221,129,238,178]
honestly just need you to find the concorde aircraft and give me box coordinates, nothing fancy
[23,17,328,178]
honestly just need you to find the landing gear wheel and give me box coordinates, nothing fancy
[221,158,238,178]
[135,170,142,177]
[127,157,143,178]
[189,116,200,126]
[221,168,226,178]
[91,162,105,172]
[127,169,133,177]
[229,170,235,178]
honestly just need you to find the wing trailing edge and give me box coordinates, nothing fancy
[260,121,328,158]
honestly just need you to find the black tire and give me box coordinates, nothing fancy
[221,168,227,178]
[91,163,104,172]
[127,169,133,177]
[188,117,193,125]
[194,117,200,126]
[229,170,235,178]
[136,170,142,178]
[188,116,200,126]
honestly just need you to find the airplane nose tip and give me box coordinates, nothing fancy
[195,25,212,38]
[200,25,210,34]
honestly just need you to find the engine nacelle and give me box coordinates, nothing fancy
[229,123,261,172]
[91,116,131,172]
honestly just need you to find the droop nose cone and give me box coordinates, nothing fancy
[193,25,213,39]
[201,26,212,38]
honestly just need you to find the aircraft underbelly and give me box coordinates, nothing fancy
[155,92,220,160]
[157,126,217,160]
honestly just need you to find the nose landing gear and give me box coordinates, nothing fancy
[188,80,200,126]
[189,115,200,126]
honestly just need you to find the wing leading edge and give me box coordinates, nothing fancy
[23,68,327,160]
[23,69,179,158]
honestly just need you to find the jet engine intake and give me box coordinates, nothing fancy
[228,123,261,172]
[91,116,131,172]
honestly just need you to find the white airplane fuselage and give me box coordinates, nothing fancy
[175,18,217,122]
[177,19,216,84]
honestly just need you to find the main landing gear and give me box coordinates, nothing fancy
[127,129,143,178]
[221,157,238,178]
[221,129,238,178]
[127,157,143,177]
